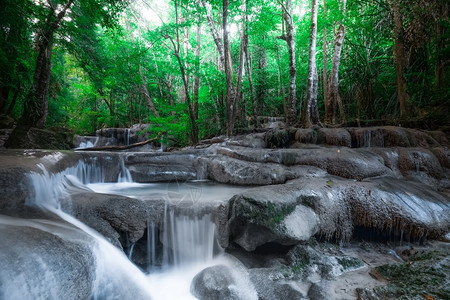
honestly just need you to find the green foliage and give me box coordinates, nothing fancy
[2,0,448,141]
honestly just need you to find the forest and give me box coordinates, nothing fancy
[0,0,448,146]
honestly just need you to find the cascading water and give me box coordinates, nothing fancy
[126,128,131,146]
[10,157,255,299]
[26,164,153,299]
[118,155,133,183]
[161,208,217,267]
[75,136,98,149]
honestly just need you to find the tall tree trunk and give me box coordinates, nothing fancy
[202,0,225,67]
[325,0,346,124]
[174,52,199,143]
[193,22,201,121]
[303,0,320,127]
[243,0,255,126]
[322,0,329,118]
[204,71,221,131]
[223,0,236,136]
[202,0,236,136]
[235,27,246,125]
[434,5,445,88]
[279,0,297,126]
[164,75,176,116]
[21,33,53,128]
[244,35,256,125]
[139,65,159,118]
[171,0,198,143]
[19,0,74,128]
[0,88,9,114]
[275,49,287,120]
[256,44,267,118]
[390,0,409,118]
[6,82,21,115]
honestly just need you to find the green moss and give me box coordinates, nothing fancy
[372,249,450,299]
[240,198,296,230]
[337,256,364,270]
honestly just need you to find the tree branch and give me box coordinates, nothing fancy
[275,0,291,19]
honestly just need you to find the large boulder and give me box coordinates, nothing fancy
[5,126,72,149]
[217,176,450,251]
[205,155,296,185]
[70,191,165,249]
[0,215,96,299]
[190,265,240,300]
[190,260,258,300]
[217,184,320,251]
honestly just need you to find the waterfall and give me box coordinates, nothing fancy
[361,130,371,148]
[75,136,98,149]
[25,165,154,299]
[147,221,158,272]
[125,128,131,146]
[161,208,216,268]
[27,161,103,208]
[118,156,132,183]
[18,160,243,300]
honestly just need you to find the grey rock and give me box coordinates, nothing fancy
[206,155,295,185]
[5,126,72,150]
[317,128,352,147]
[307,281,333,300]
[95,125,152,147]
[249,268,306,300]
[0,216,96,300]
[217,184,319,250]
[218,176,450,250]
[215,146,392,180]
[70,191,165,249]
[190,265,240,300]
[227,133,267,148]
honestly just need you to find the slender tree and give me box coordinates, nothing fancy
[390,0,409,118]
[302,0,321,127]
[325,0,346,124]
[163,0,199,143]
[322,0,329,118]
[276,0,297,126]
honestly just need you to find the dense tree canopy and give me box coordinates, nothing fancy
[1,0,448,146]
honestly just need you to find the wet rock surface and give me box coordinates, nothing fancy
[249,268,307,300]
[1,126,449,299]
[266,126,449,149]
[217,176,449,251]
[0,216,96,299]
[218,185,320,250]
[70,191,165,249]
[95,124,152,147]
[4,126,72,150]
[190,265,241,300]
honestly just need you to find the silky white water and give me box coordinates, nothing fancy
[26,164,153,299]
[21,160,253,299]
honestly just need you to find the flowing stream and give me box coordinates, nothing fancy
[23,159,252,299]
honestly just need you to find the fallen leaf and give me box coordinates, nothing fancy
[423,294,434,300]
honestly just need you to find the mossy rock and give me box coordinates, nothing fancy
[360,247,450,299]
